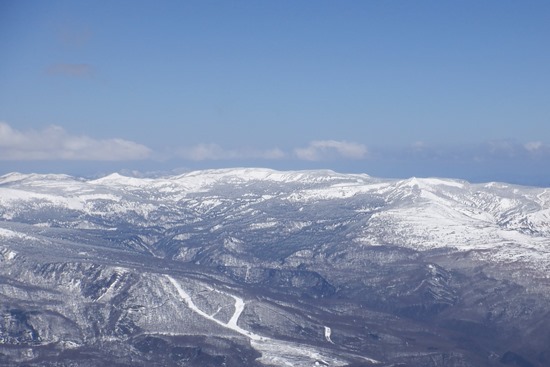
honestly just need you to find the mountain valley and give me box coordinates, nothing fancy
[0,168,549,366]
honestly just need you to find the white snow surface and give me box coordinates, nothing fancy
[324,326,334,344]
[165,275,262,341]
[165,275,365,366]
[0,227,35,241]
[3,168,545,365]
[1,168,549,271]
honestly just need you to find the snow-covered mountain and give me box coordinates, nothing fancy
[1,168,549,366]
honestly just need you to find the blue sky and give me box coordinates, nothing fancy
[1,1,549,185]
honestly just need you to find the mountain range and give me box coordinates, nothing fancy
[1,168,549,366]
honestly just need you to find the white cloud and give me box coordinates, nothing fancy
[524,141,544,153]
[0,122,151,161]
[384,139,550,162]
[487,139,518,157]
[177,143,286,161]
[483,139,549,158]
[294,140,367,161]
[411,141,426,150]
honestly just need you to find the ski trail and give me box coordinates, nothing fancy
[164,275,262,341]
[95,274,121,302]
[227,295,245,328]
[324,326,334,344]
[210,306,223,317]
[165,275,381,366]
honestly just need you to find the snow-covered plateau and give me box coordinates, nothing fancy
[0,168,549,366]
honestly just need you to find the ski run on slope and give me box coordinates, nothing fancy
[165,275,379,366]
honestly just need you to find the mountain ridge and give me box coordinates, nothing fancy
[1,168,549,366]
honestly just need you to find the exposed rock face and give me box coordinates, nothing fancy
[0,169,549,366]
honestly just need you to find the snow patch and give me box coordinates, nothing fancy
[324,326,334,344]
[0,228,34,241]
[173,233,191,241]
[0,246,17,261]
[249,221,278,230]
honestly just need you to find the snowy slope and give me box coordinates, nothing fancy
[1,168,548,272]
[1,168,550,366]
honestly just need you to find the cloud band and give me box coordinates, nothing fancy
[0,122,151,161]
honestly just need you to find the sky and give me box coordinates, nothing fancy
[1,1,549,185]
